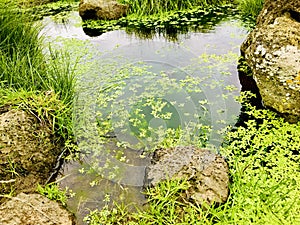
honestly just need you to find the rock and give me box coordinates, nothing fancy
[255,0,300,26]
[79,0,128,20]
[146,146,229,205]
[241,0,300,123]
[0,193,74,225]
[0,109,61,196]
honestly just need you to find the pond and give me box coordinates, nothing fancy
[42,9,249,224]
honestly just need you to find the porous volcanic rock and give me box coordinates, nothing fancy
[79,0,128,20]
[0,193,74,225]
[0,108,60,196]
[146,146,229,205]
[241,0,300,123]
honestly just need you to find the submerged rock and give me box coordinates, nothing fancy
[79,0,128,20]
[0,193,74,225]
[241,0,300,123]
[146,146,229,205]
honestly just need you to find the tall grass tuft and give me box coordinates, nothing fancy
[118,0,232,16]
[235,0,264,19]
[0,2,76,105]
[0,2,76,148]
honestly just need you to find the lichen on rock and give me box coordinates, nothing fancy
[241,0,300,123]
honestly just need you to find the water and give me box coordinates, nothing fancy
[42,10,248,224]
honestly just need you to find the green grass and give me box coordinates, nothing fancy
[0,1,76,138]
[118,0,264,20]
[119,0,232,17]
[235,0,264,20]
[84,92,300,224]
[0,2,76,105]
[0,1,77,198]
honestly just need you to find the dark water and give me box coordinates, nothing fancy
[43,11,248,224]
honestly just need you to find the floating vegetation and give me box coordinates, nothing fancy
[82,5,240,39]
[18,1,78,20]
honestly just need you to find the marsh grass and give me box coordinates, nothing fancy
[0,2,76,105]
[0,2,77,177]
[235,0,264,20]
[119,0,231,17]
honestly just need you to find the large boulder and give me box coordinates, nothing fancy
[146,146,229,205]
[0,108,61,197]
[79,0,128,20]
[241,0,300,123]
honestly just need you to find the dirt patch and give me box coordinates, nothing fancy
[0,108,61,199]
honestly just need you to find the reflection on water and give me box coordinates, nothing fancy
[82,5,240,41]
[43,10,248,224]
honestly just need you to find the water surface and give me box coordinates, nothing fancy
[43,10,248,224]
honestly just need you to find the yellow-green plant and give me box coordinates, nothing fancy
[37,183,68,206]
[84,92,300,224]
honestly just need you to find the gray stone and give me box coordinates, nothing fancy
[79,0,128,20]
[0,193,74,225]
[146,146,229,205]
[241,0,300,123]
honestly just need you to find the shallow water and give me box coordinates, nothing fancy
[43,11,248,224]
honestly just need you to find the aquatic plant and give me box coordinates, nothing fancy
[37,183,69,206]
[82,5,238,40]
[84,92,300,224]
[23,1,78,20]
